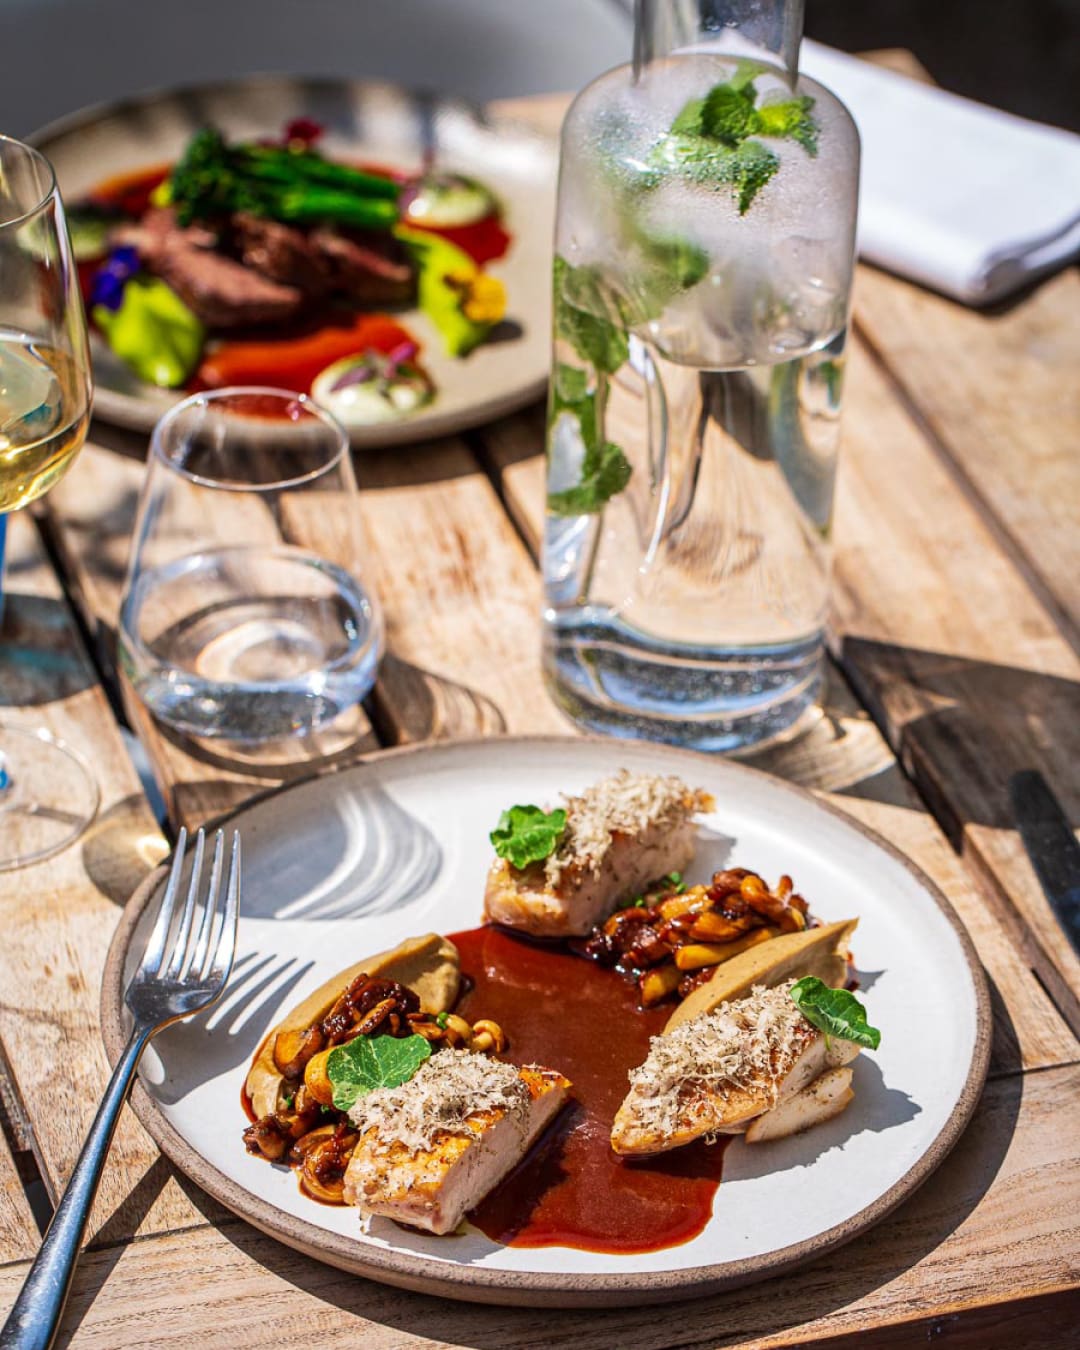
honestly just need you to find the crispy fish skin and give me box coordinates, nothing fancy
[342,1066,570,1235]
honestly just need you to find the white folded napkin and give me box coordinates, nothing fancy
[799,40,1080,305]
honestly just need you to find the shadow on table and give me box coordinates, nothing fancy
[835,637,1080,837]
[0,594,98,705]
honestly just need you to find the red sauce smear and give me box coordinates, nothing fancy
[89,163,171,216]
[192,312,416,394]
[451,925,728,1255]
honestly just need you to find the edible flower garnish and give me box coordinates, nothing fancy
[395,225,506,356]
[326,1032,432,1113]
[89,245,141,312]
[790,977,881,1050]
[490,804,568,870]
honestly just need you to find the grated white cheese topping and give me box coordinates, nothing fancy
[624,982,813,1137]
[347,1050,530,1157]
[544,769,709,885]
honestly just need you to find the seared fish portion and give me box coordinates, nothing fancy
[611,981,859,1156]
[484,770,714,938]
[343,1051,570,1235]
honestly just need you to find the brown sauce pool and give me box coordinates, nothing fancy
[452,925,728,1254]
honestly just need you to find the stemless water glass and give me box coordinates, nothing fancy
[118,388,383,744]
[0,134,98,870]
[542,0,859,753]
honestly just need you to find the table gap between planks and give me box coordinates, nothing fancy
[0,49,1076,1350]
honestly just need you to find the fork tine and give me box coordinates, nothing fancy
[181,830,224,981]
[141,828,188,977]
[164,829,205,980]
[203,831,240,986]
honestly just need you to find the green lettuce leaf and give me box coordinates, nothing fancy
[789,977,881,1050]
[490,804,568,869]
[327,1033,432,1113]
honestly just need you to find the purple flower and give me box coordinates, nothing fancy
[90,245,142,312]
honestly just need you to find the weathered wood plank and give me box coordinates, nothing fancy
[0,512,212,1245]
[0,1062,1073,1348]
[0,1123,39,1266]
[833,337,1080,1032]
[854,263,1080,653]
[355,438,568,745]
[474,408,1079,1078]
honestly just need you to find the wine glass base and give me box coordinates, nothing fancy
[0,726,101,871]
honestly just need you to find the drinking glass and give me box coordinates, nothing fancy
[0,135,98,870]
[542,0,859,752]
[118,388,383,744]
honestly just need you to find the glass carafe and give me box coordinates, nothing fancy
[542,0,859,752]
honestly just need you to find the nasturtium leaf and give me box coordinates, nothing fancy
[490,804,568,870]
[327,1033,432,1112]
[789,977,881,1050]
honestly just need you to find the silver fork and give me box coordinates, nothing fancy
[0,827,241,1350]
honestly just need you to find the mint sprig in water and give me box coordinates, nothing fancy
[790,977,881,1050]
[649,65,819,214]
[548,257,633,516]
[490,804,568,869]
[326,1033,432,1112]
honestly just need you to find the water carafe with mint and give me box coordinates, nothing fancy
[542,0,859,751]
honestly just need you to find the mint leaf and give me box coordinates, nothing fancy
[790,977,881,1051]
[757,96,819,154]
[653,75,819,214]
[730,139,781,214]
[554,361,589,404]
[327,1033,432,1112]
[547,440,632,517]
[701,82,757,146]
[553,256,629,374]
[491,804,568,869]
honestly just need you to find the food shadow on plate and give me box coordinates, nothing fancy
[241,783,443,922]
[721,1056,921,1185]
[689,825,736,876]
[141,949,315,1102]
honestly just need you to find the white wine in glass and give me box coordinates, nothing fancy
[0,134,97,870]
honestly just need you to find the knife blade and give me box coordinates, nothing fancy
[1009,769,1080,958]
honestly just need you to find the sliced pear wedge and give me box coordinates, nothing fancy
[245,933,460,1119]
[664,918,858,1032]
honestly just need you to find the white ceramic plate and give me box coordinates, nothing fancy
[33,76,556,447]
[101,738,990,1306]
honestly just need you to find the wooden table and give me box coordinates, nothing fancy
[1,55,1078,1349]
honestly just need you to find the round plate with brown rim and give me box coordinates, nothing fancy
[101,737,990,1307]
[32,76,555,448]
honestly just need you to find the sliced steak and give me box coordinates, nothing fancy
[114,207,303,328]
[230,213,334,298]
[309,228,415,306]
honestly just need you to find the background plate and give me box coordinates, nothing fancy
[101,738,991,1306]
[33,76,556,447]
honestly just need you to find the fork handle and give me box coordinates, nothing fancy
[0,1026,152,1350]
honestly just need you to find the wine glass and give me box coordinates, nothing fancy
[0,134,98,870]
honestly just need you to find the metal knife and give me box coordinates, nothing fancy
[1009,770,1080,958]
